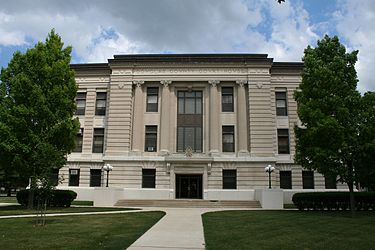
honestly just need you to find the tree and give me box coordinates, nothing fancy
[294,35,375,213]
[0,30,79,206]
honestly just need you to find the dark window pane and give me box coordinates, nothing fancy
[276,92,288,116]
[145,125,157,152]
[142,169,156,188]
[302,171,314,189]
[177,126,202,152]
[69,169,80,186]
[177,91,202,115]
[325,175,337,189]
[75,92,86,115]
[223,170,237,189]
[95,92,107,116]
[147,87,159,112]
[222,87,234,112]
[49,169,59,186]
[277,129,290,154]
[280,171,292,189]
[90,169,102,187]
[222,126,235,152]
[93,128,104,153]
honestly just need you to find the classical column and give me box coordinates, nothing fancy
[236,80,249,155]
[131,81,144,153]
[209,80,220,154]
[159,80,172,155]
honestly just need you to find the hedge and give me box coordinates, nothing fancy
[16,189,77,207]
[292,192,375,211]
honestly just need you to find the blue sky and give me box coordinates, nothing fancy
[0,0,374,92]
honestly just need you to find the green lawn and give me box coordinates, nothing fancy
[202,210,375,250]
[0,211,165,250]
[0,205,136,216]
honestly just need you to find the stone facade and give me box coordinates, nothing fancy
[58,54,345,201]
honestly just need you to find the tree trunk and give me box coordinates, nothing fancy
[347,161,356,217]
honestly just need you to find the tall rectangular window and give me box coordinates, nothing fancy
[223,170,237,189]
[145,126,157,152]
[277,129,290,154]
[73,128,84,153]
[222,126,235,152]
[276,92,288,116]
[142,169,156,188]
[222,87,234,112]
[146,87,159,112]
[93,128,105,153]
[95,92,107,116]
[325,175,337,189]
[302,171,314,189]
[280,171,292,189]
[90,169,102,187]
[177,91,202,152]
[49,169,59,186]
[69,169,80,186]
[75,92,86,115]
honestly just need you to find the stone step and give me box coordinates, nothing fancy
[114,199,261,208]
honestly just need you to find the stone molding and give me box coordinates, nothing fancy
[133,80,144,87]
[236,80,248,87]
[160,80,172,87]
[208,80,220,87]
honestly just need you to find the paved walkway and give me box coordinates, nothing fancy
[128,208,209,250]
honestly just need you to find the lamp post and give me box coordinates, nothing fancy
[265,164,275,189]
[102,164,113,187]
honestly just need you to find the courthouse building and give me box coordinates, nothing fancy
[58,54,343,201]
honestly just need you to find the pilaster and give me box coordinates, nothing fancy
[208,80,220,155]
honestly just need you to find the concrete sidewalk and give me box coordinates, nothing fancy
[127,208,212,250]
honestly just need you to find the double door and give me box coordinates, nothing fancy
[176,174,203,199]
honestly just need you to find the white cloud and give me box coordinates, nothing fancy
[333,0,375,92]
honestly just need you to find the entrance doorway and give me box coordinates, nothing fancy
[176,174,203,199]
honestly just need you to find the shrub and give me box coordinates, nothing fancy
[292,192,375,211]
[16,189,77,207]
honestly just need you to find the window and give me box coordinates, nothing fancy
[73,128,84,152]
[49,169,59,186]
[222,87,234,112]
[280,171,292,189]
[223,170,237,189]
[277,129,290,154]
[93,128,105,153]
[145,126,157,152]
[276,92,288,116]
[222,126,235,152]
[142,169,156,188]
[177,91,203,152]
[325,175,337,189]
[146,87,159,112]
[75,92,86,115]
[69,169,80,186]
[302,171,314,189]
[95,92,107,115]
[90,169,102,187]
[177,127,202,152]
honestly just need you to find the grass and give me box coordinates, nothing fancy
[71,200,93,206]
[0,211,165,250]
[0,205,136,216]
[202,210,375,250]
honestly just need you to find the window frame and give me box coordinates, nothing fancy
[75,92,86,116]
[279,170,292,189]
[221,87,234,112]
[92,128,105,153]
[177,126,202,153]
[142,169,156,188]
[95,92,107,116]
[145,125,157,152]
[302,171,314,189]
[276,91,288,116]
[223,169,237,189]
[146,87,159,112]
[277,129,290,154]
[73,128,84,153]
[69,169,80,187]
[90,169,102,187]
[222,126,235,152]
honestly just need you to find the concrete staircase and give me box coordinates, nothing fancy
[114,199,261,208]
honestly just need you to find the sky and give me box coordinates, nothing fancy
[0,0,374,93]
